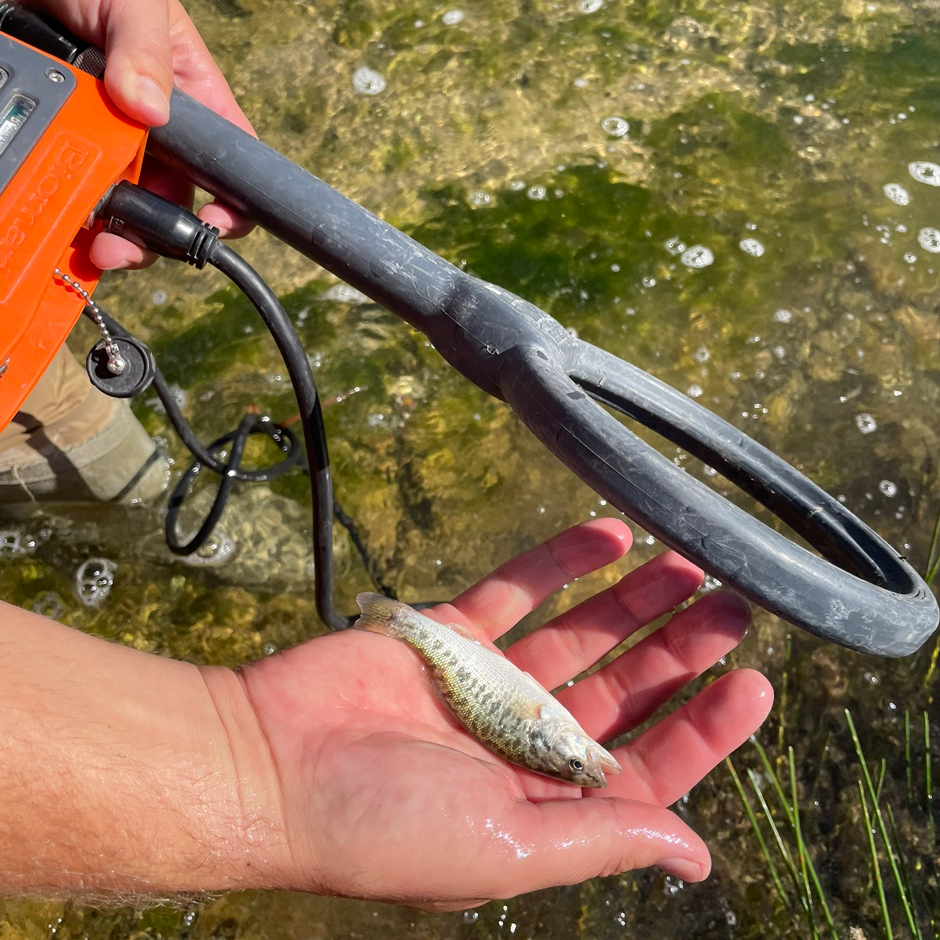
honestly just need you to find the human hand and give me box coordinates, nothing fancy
[238,518,773,908]
[18,0,255,268]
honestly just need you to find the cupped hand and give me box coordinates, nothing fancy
[20,0,255,268]
[239,518,772,908]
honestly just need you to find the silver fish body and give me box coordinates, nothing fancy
[354,592,622,788]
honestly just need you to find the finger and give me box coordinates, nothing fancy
[506,551,703,689]
[102,0,174,126]
[603,669,773,808]
[166,0,256,136]
[477,798,709,898]
[450,518,632,640]
[198,202,255,240]
[559,590,751,740]
[90,231,158,270]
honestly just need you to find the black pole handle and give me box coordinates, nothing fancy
[140,89,938,656]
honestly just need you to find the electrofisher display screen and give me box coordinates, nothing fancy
[0,93,36,156]
[0,34,75,196]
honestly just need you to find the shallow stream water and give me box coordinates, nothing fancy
[1,0,940,937]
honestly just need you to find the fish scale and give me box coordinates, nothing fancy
[353,592,622,788]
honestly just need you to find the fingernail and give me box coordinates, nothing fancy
[135,75,170,125]
[659,857,706,882]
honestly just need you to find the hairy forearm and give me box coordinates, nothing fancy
[0,601,286,897]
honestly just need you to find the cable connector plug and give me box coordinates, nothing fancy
[98,180,219,269]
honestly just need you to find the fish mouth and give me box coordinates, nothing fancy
[590,744,623,777]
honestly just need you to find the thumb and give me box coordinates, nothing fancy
[102,0,173,126]
[483,798,710,898]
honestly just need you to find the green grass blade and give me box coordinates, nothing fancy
[925,711,935,846]
[859,781,893,940]
[787,748,838,940]
[787,748,818,937]
[905,710,913,803]
[925,499,940,585]
[748,768,816,935]
[846,710,921,939]
[726,758,789,910]
[753,738,795,826]
[886,803,923,940]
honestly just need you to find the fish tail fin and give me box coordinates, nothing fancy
[354,592,403,636]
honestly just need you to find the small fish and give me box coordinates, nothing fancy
[354,592,622,788]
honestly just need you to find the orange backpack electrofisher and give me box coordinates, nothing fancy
[0,30,147,431]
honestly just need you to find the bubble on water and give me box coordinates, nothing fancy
[75,558,117,606]
[32,591,64,619]
[441,9,464,24]
[352,67,386,95]
[367,412,386,426]
[909,161,940,186]
[693,346,710,363]
[686,384,703,398]
[321,284,370,304]
[0,530,35,557]
[578,0,603,11]
[509,179,526,191]
[879,480,898,497]
[883,183,910,205]
[773,308,793,323]
[664,236,686,255]
[468,190,492,207]
[527,185,547,200]
[739,237,765,256]
[855,413,877,434]
[904,251,917,263]
[262,641,278,656]
[462,912,480,924]
[680,245,714,268]
[917,227,940,253]
[151,289,168,306]
[600,115,629,137]
[183,532,236,568]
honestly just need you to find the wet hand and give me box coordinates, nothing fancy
[20,0,255,268]
[239,519,773,908]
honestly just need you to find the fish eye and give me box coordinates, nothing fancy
[568,758,584,773]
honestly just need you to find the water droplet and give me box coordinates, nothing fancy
[352,67,386,95]
[855,413,877,434]
[151,289,168,305]
[262,641,277,656]
[909,161,940,185]
[883,183,910,205]
[321,284,370,304]
[664,236,686,255]
[0,530,34,557]
[917,227,940,253]
[75,557,117,606]
[879,480,898,497]
[739,237,764,257]
[600,115,629,137]
[441,9,464,24]
[680,245,714,268]
[32,591,64,619]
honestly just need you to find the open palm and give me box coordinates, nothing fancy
[240,519,772,908]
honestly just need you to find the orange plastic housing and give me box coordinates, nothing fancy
[0,41,147,431]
